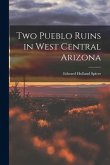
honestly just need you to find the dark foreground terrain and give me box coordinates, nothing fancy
[9,87,110,165]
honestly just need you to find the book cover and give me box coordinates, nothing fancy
[9,1,110,165]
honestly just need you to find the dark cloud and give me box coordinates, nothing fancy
[10,9,106,25]
[98,12,110,16]
[96,0,107,6]
[69,0,89,7]
[10,56,55,76]
[16,1,57,9]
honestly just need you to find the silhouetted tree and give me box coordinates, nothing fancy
[9,83,22,107]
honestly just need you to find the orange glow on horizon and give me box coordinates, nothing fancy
[9,82,110,87]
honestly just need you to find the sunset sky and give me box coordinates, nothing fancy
[9,0,110,86]
[10,0,110,25]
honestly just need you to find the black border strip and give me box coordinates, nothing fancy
[0,0,9,164]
